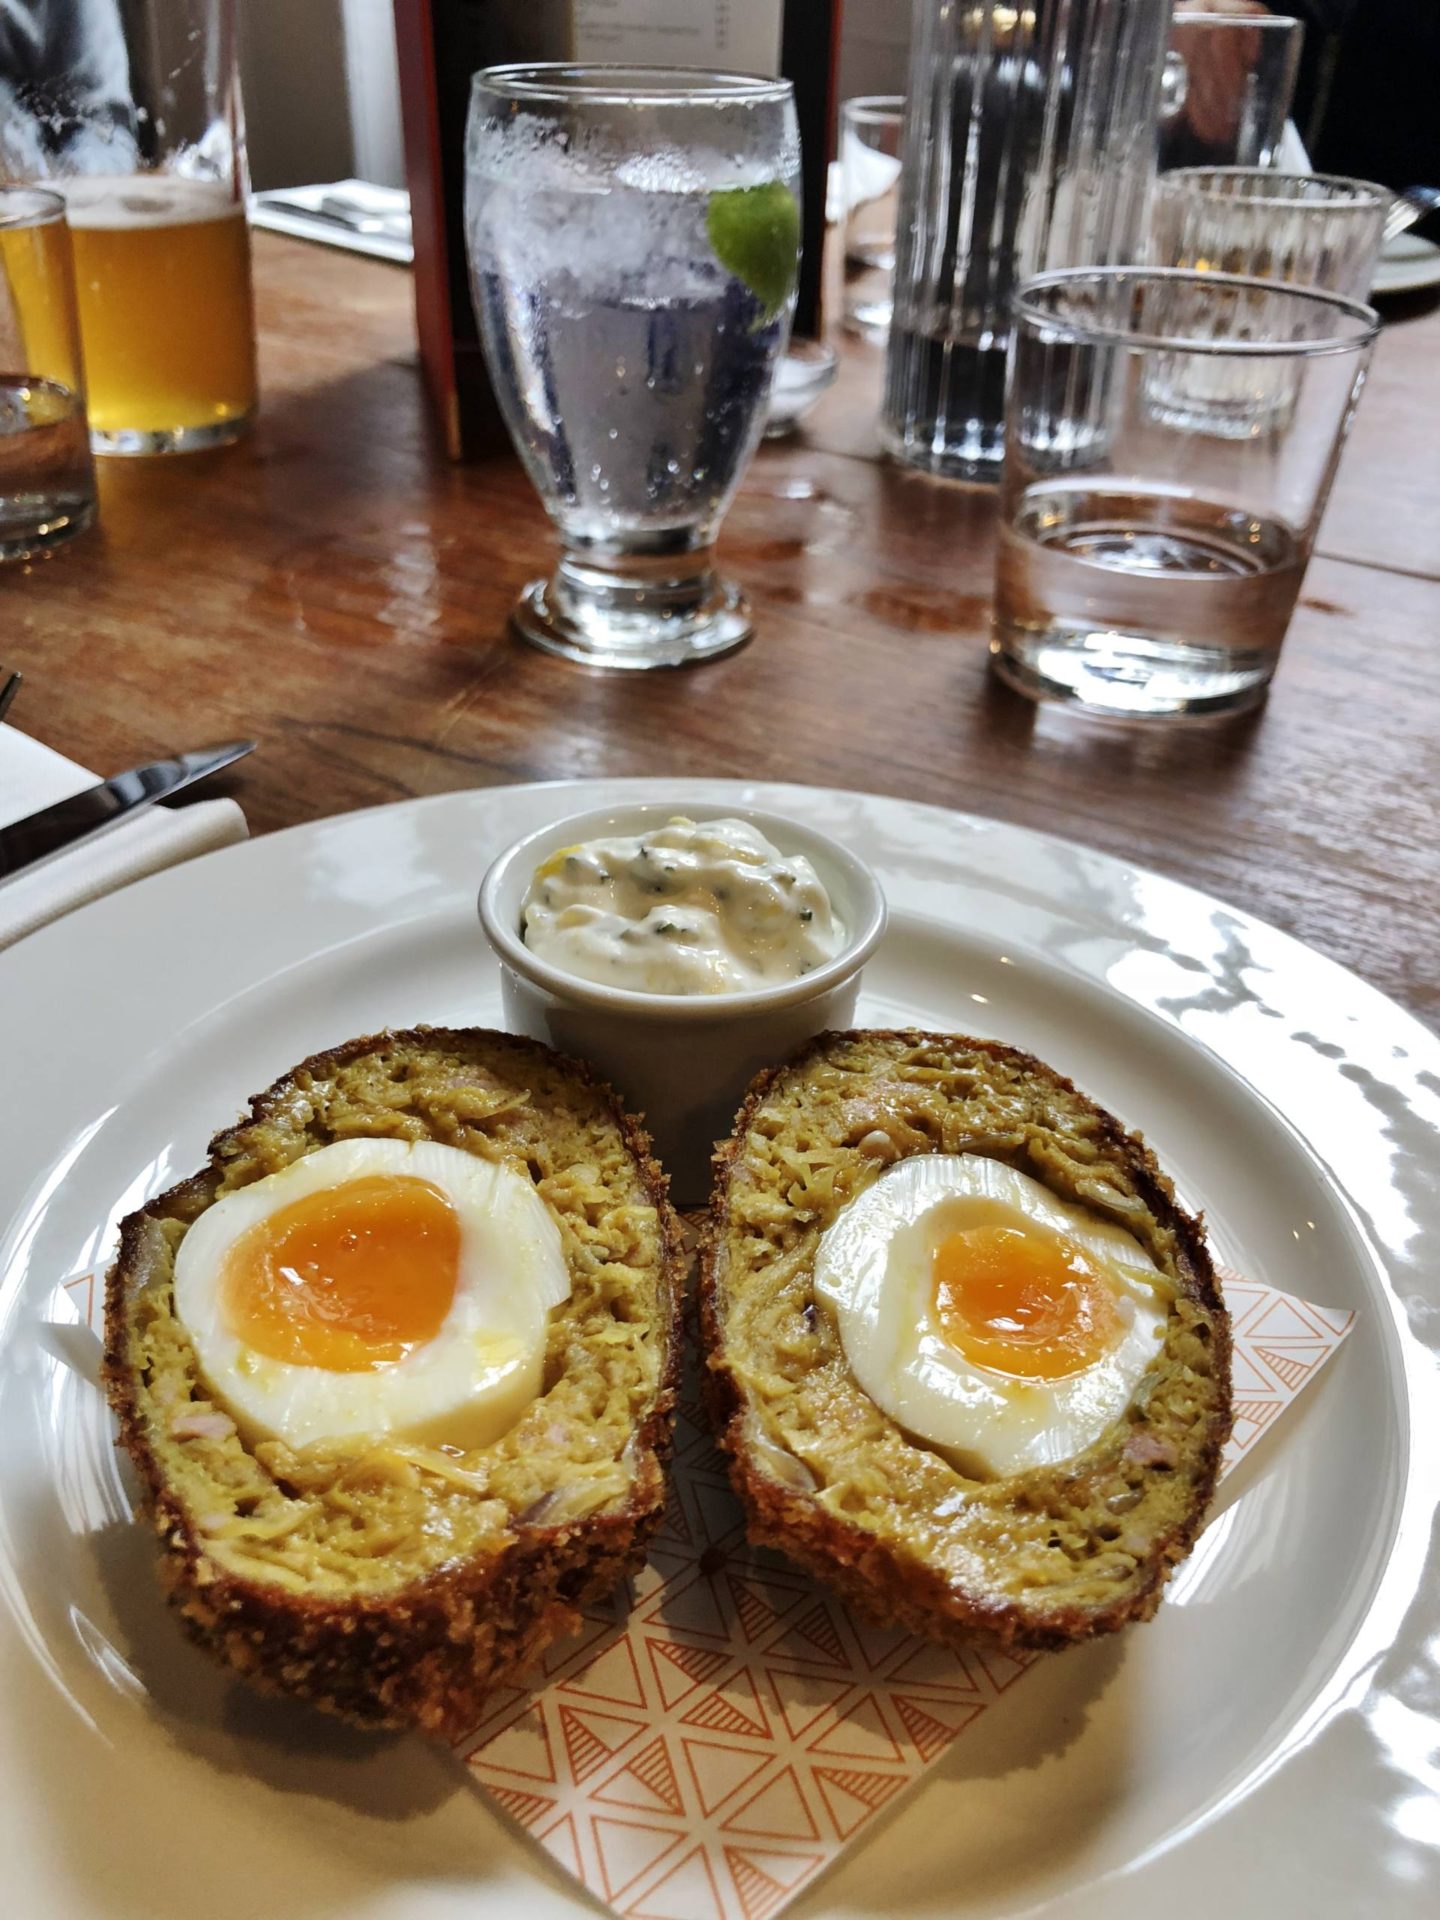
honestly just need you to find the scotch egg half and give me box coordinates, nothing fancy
[172,1137,571,1451]
[813,1153,1171,1479]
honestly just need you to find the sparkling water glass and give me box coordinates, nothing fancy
[465,66,800,670]
[992,268,1378,721]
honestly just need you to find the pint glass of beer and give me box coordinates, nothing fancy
[0,0,256,454]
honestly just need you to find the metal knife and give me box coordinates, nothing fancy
[0,740,256,885]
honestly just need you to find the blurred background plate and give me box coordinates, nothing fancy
[1371,231,1440,297]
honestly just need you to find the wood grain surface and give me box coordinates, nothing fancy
[2,231,1436,1024]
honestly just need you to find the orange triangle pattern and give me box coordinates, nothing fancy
[672,1395,712,1455]
[537,1810,583,1880]
[641,1567,732,1642]
[593,1734,685,1817]
[1232,1398,1284,1439]
[1230,1349,1277,1396]
[1307,1302,1356,1338]
[487,1784,556,1830]
[973,1646,1038,1694]
[681,1738,773,1818]
[721,1765,819,1843]
[559,1704,647,1784]
[813,1765,910,1839]
[590,1816,685,1904]
[728,1573,807,1645]
[1246,1296,1327,1342]
[62,1271,96,1328]
[892,1692,984,1763]
[560,1634,647,1709]
[763,1666,852,1743]
[645,1635,731,1711]
[783,1602,849,1668]
[463,1683,528,1740]
[844,1614,914,1674]
[1219,1275,1265,1317]
[1255,1344,1321,1389]
[538,1613,616,1680]
[658,1481,694,1546]
[724,1845,826,1920]
[680,1666,771,1741]
[807,1692,901,1764]
[472,1703,556,1784]
[883,1640,981,1695]
[688,1473,748,1548]
[629,1843,727,1920]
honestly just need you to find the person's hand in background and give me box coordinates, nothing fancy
[1173,0,1271,153]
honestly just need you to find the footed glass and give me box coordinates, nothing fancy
[465,66,800,670]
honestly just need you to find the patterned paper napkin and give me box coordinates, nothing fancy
[460,1267,1353,1920]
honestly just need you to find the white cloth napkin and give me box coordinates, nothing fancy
[0,725,249,951]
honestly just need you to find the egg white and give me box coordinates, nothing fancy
[172,1137,571,1451]
[812,1154,1170,1479]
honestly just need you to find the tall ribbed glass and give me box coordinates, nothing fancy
[882,0,1171,480]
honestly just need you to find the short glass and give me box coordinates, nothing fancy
[1152,169,1391,300]
[992,268,1378,721]
[1160,11,1304,171]
[0,0,256,455]
[0,188,96,560]
[841,96,903,340]
[465,66,800,671]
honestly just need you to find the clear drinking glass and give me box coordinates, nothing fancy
[0,0,256,454]
[882,0,1172,481]
[1152,169,1391,299]
[992,268,1377,721]
[465,66,800,671]
[841,96,903,340]
[0,188,96,560]
[1159,12,1304,172]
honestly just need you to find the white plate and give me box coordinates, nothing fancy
[249,179,414,265]
[1371,231,1440,297]
[1,778,1436,1920]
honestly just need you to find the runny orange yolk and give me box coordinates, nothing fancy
[931,1224,1123,1380]
[219,1174,461,1372]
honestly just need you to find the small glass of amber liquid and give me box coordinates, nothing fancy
[4,0,256,455]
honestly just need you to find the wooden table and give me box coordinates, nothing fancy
[4,232,1437,1024]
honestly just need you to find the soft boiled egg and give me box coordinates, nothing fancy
[812,1153,1169,1479]
[172,1137,571,1452]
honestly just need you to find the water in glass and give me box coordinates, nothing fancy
[466,69,800,669]
[995,483,1307,717]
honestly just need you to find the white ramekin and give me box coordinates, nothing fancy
[478,801,888,1202]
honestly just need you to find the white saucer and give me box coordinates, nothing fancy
[1371,231,1440,297]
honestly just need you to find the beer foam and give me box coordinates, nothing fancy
[59,174,239,231]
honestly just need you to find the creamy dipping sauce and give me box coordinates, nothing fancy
[521,817,847,995]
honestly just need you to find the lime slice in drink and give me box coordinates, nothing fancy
[706,182,800,322]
